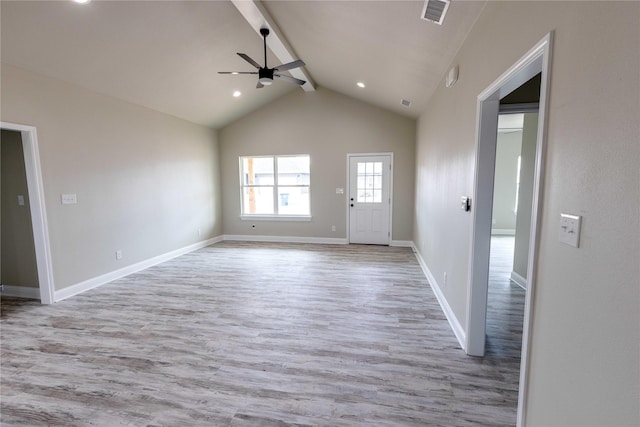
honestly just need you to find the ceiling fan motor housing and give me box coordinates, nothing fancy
[258,67,274,85]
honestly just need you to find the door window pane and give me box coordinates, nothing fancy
[356,161,383,203]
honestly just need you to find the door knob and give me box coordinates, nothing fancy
[350,204,354,207]
[350,197,354,201]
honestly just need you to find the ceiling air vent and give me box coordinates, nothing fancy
[421,0,450,25]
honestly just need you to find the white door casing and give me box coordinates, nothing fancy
[465,33,553,427]
[0,122,55,304]
[348,154,391,245]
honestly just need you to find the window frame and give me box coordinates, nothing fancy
[239,154,311,220]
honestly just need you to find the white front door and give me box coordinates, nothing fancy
[348,155,391,245]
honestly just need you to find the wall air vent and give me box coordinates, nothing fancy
[421,0,450,25]
[401,99,412,108]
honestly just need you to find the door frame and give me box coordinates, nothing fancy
[346,152,394,245]
[464,32,553,426]
[1,122,55,304]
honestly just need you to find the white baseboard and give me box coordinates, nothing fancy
[412,248,466,351]
[510,271,527,290]
[1,285,41,300]
[222,234,348,245]
[222,236,414,247]
[390,240,414,248]
[54,236,223,302]
[491,229,516,236]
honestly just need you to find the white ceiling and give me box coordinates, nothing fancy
[1,0,486,129]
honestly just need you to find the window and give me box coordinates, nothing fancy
[240,155,310,217]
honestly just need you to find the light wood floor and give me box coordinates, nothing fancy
[1,242,524,426]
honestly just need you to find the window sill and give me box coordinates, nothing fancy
[240,215,312,222]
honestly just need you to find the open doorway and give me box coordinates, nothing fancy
[486,111,540,354]
[1,130,40,299]
[465,33,553,426]
[0,122,55,304]
[486,77,540,357]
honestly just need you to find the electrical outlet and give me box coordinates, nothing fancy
[115,250,123,260]
[331,225,336,232]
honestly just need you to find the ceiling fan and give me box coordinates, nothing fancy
[218,28,306,89]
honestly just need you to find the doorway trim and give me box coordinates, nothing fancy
[346,152,394,245]
[465,32,553,426]
[1,122,55,304]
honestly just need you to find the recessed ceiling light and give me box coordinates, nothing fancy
[73,0,91,4]
[233,90,241,98]
[357,82,366,88]
[231,72,239,75]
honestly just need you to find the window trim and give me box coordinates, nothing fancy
[239,154,311,219]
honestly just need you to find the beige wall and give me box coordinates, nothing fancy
[1,64,222,292]
[414,2,639,425]
[1,130,39,288]
[220,87,415,241]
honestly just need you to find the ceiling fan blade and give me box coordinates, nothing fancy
[274,59,305,72]
[237,53,261,69]
[256,81,264,89]
[218,71,258,75]
[274,74,306,85]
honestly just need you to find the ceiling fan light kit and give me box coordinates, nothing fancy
[219,27,306,89]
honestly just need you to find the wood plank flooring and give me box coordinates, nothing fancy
[486,236,525,360]
[1,242,523,426]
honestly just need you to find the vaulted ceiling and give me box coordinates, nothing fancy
[1,0,486,129]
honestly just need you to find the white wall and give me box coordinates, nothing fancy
[512,113,538,282]
[414,2,639,425]
[0,64,222,292]
[220,87,415,242]
[492,129,522,232]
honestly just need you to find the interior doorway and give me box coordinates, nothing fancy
[465,33,553,426]
[1,130,40,299]
[486,106,539,358]
[347,153,392,245]
[0,122,55,304]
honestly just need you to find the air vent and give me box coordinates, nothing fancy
[401,99,412,108]
[421,0,450,25]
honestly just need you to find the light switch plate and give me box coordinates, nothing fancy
[336,188,344,194]
[17,195,25,206]
[461,196,471,212]
[61,193,77,205]
[559,213,581,248]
